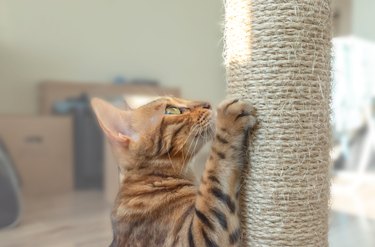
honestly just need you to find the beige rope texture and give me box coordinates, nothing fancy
[224,1,332,246]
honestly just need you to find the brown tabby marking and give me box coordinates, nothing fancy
[91,97,256,247]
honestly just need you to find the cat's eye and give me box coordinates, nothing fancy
[165,106,182,115]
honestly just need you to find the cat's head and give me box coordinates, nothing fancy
[91,96,214,173]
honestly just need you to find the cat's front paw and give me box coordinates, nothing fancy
[216,98,257,136]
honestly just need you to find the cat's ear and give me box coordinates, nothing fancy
[122,99,132,111]
[91,98,135,147]
[123,95,161,109]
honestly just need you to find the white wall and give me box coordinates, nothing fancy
[352,0,375,41]
[0,0,225,114]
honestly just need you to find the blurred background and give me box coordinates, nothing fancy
[0,0,374,246]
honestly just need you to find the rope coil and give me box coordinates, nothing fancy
[224,1,332,246]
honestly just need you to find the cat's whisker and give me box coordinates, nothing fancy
[182,136,195,166]
[182,135,197,166]
[206,128,212,142]
[180,124,197,149]
[181,135,199,172]
[185,127,202,167]
[185,126,201,156]
[180,123,200,161]
[209,128,215,141]
[184,123,199,144]
[192,135,200,156]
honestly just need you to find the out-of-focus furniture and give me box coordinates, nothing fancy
[38,81,180,203]
[53,94,104,190]
[39,81,179,114]
[332,37,375,177]
[0,116,73,197]
[332,0,352,37]
[0,139,22,228]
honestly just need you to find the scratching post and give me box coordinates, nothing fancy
[224,1,332,246]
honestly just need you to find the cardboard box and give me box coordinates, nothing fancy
[0,116,73,197]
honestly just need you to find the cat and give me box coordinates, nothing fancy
[91,96,256,247]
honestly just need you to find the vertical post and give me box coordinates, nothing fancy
[224,1,332,246]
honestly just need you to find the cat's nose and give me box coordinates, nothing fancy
[200,102,211,110]
[191,101,211,110]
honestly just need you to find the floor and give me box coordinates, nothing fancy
[0,176,374,247]
[330,212,375,247]
[329,173,375,247]
[0,191,113,247]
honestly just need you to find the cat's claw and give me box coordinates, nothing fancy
[217,98,257,135]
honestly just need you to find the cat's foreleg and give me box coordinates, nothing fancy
[188,99,256,247]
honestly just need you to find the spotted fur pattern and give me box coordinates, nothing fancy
[91,97,256,247]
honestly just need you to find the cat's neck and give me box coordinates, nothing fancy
[121,157,195,183]
[112,157,197,222]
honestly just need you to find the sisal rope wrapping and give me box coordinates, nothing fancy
[224,1,332,246]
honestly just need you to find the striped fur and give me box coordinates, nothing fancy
[91,97,256,247]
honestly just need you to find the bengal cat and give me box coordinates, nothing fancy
[91,97,256,247]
